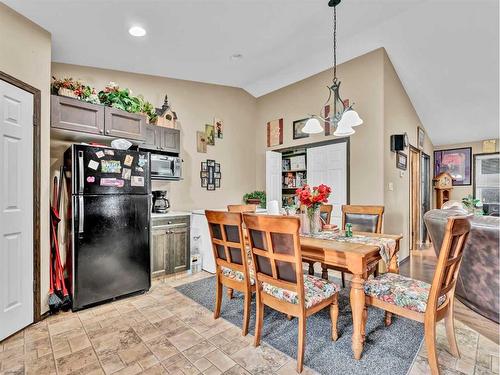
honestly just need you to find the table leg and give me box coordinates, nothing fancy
[350,272,366,360]
[388,240,400,274]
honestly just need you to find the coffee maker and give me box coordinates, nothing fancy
[152,191,170,213]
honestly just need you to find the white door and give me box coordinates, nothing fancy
[0,80,34,340]
[266,151,282,208]
[307,142,347,227]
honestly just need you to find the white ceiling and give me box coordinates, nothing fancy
[4,0,499,145]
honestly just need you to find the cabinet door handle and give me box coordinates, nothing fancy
[106,130,110,134]
[167,221,172,224]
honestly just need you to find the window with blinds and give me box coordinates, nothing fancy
[475,153,500,204]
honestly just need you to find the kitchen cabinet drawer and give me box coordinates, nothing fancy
[152,216,189,227]
[51,95,104,135]
[104,107,146,141]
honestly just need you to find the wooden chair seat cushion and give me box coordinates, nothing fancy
[262,275,340,309]
[364,273,446,313]
[221,266,255,285]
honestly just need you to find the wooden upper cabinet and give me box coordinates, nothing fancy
[158,128,180,154]
[104,107,146,141]
[142,124,158,151]
[51,95,104,135]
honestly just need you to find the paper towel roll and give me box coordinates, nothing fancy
[267,200,280,215]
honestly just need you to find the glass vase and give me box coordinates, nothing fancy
[300,212,310,235]
[308,206,322,234]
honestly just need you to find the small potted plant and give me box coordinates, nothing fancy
[51,76,99,103]
[243,191,266,208]
[462,194,481,214]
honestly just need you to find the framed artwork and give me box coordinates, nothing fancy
[323,104,331,136]
[205,124,215,145]
[434,147,472,186]
[417,127,425,150]
[396,151,407,170]
[267,118,283,147]
[200,159,221,190]
[214,117,223,139]
[292,118,310,140]
[196,131,207,153]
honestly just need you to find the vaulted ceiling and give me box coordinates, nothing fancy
[4,0,499,145]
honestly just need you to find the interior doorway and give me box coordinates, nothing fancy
[409,146,420,251]
[420,153,431,244]
[0,71,41,340]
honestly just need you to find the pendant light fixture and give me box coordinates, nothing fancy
[303,0,363,136]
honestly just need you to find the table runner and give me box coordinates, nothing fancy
[301,232,397,265]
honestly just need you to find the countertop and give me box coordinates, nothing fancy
[151,211,191,218]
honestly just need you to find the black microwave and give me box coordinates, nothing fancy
[150,153,182,180]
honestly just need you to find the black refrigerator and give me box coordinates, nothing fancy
[64,144,151,310]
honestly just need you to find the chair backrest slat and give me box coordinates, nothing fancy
[426,215,472,314]
[206,210,251,285]
[227,204,257,213]
[342,205,384,233]
[243,214,304,306]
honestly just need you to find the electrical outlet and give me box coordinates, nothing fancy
[388,182,394,191]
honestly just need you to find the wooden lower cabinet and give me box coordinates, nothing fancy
[151,216,190,277]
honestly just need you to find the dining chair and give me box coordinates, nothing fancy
[205,210,256,336]
[363,215,472,375]
[243,214,340,373]
[227,204,258,213]
[321,205,384,287]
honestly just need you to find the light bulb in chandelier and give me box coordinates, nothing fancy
[340,109,363,127]
[302,117,323,134]
[333,116,355,137]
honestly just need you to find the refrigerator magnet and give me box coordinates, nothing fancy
[138,155,147,167]
[95,150,105,158]
[135,166,144,173]
[86,176,95,183]
[121,168,131,180]
[88,160,99,170]
[131,176,144,187]
[124,155,134,167]
[101,160,121,173]
[100,178,124,187]
[104,149,114,156]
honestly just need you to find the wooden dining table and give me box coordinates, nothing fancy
[300,231,403,360]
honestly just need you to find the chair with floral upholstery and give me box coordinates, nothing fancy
[206,210,255,336]
[363,214,472,375]
[242,214,340,373]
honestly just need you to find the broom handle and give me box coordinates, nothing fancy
[52,222,68,296]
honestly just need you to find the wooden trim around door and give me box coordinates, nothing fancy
[409,145,420,251]
[0,71,42,322]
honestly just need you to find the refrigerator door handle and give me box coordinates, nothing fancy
[78,196,84,233]
[78,150,84,194]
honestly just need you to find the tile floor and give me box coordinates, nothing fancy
[0,271,498,375]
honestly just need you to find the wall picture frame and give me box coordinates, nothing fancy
[292,118,310,140]
[434,147,472,186]
[205,124,215,145]
[417,126,425,150]
[267,118,283,147]
[396,151,407,170]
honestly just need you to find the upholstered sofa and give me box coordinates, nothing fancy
[424,209,499,323]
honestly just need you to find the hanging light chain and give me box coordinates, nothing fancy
[333,4,337,82]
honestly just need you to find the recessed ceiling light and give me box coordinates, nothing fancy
[129,26,146,37]
[230,53,243,61]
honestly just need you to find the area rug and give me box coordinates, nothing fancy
[175,276,424,375]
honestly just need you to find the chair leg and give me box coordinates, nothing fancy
[361,306,368,343]
[330,295,339,341]
[341,272,346,288]
[297,316,306,373]
[424,321,440,375]
[227,288,233,300]
[321,265,329,280]
[384,311,392,326]
[254,296,264,347]
[242,291,251,336]
[444,302,460,358]
[214,277,222,319]
[308,262,315,276]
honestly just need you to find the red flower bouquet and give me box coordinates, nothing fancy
[295,184,331,209]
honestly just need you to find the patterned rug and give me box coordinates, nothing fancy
[175,276,424,375]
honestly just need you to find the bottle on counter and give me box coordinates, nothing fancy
[345,223,353,238]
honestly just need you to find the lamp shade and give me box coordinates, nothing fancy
[341,109,363,127]
[333,117,355,137]
[302,117,323,134]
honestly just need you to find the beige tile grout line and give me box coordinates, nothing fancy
[75,309,109,375]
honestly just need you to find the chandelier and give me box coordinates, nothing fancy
[302,0,363,136]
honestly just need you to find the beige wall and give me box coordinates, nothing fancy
[0,4,52,314]
[434,139,499,203]
[256,49,386,206]
[383,51,433,259]
[51,63,258,211]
